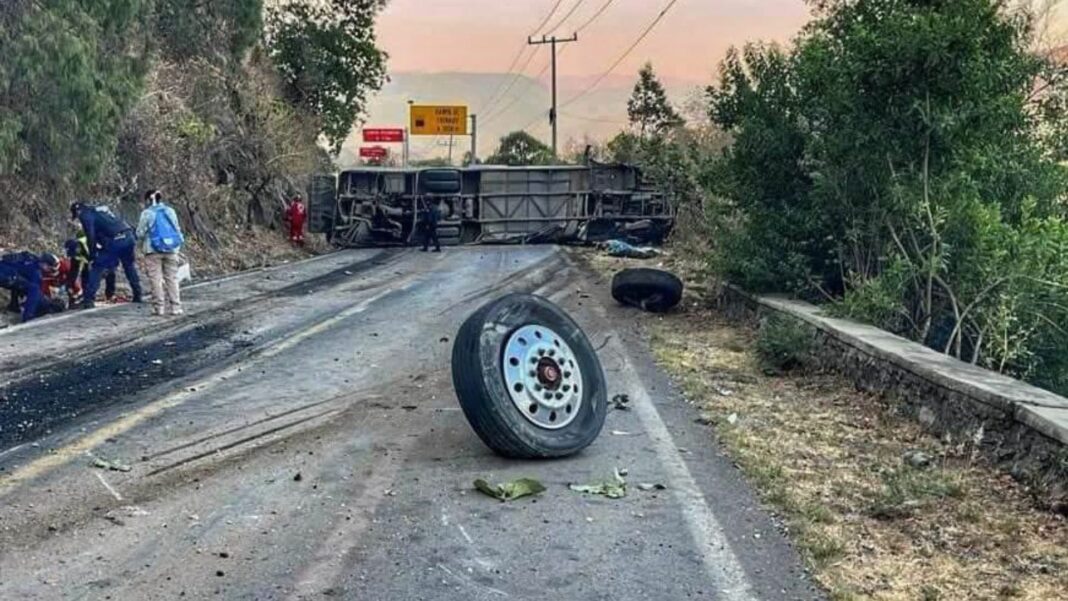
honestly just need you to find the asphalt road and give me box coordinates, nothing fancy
[0,247,822,600]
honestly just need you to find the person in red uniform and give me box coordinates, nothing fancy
[285,196,307,245]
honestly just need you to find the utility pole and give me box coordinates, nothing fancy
[528,33,577,158]
[469,114,477,165]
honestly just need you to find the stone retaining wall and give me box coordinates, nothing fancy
[716,285,1068,512]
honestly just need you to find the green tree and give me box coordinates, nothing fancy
[706,0,1068,390]
[0,0,152,183]
[486,131,553,166]
[627,62,683,139]
[265,0,388,153]
[154,0,263,62]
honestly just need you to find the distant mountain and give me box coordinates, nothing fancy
[342,71,697,166]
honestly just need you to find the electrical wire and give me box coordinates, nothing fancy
[545,0,588,36]
[574,0,614,34]
[560,0,680,109]
[477,0,569,114]
[480,0,572,116]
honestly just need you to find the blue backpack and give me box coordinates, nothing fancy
[148,205,184,253]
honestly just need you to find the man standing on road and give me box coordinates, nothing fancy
[71,200,143,309]
[419,198,441,253]
[137,190,185,316]
[285,195,307,246]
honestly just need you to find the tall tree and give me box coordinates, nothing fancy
[265,0,388,153]
[486,131,553,166]
[627,63,683,139]
[0,0,153,183]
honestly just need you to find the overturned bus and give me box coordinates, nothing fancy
[305,162,673,247]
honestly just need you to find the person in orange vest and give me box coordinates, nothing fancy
[285,195,307,245]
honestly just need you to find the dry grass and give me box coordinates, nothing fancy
[585,249,1068,601]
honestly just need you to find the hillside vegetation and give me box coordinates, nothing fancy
[601,1,1068,396]
[0,0,387,269]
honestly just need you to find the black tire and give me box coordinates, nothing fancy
[451,294,608,459]
[611,268,683,313]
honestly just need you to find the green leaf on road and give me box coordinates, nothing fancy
[473,478,546,502]
[568,468,627,499]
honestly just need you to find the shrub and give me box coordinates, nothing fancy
[755,313,815,371]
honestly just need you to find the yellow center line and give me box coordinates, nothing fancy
[0,276,419,496]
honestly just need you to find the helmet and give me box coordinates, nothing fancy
[69,200,85,220]
[40,253,59,269]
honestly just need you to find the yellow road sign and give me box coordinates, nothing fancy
[410,105,468,136]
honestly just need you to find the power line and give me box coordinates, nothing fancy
[477,0,569,114]
[560,0,679,109]
[545,0,588,35]
[574,0,615,34]
[530,0,569,37]
[480,49,544,123]
[481,58,551,127]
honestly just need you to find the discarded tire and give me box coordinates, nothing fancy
[451,293,607,459]
[611,268,683,313]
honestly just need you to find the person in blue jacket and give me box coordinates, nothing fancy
[70,201,143,309]
[0,252,57,323]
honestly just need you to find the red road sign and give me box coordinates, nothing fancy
[359,146,389,159]
[362,128,405,143]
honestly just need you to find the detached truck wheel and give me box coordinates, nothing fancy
[451,294,607,459]
[611,268,683,313]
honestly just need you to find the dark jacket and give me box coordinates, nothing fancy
[75,205,133,257]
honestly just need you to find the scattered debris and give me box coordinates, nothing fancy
[726,413,738,425]
[473,477,546,502]
[439,336,450,343]
[694,416,715,426]
[600,239,660,259]
[610,394,631,411]
[293,472,303,482]
[902,449,934,469]
[610,430,636,436]
[401,405,418,411]
[91,457,131,472]
[150,359,163,366]
[569,469,627,499]
[637,483,667,492]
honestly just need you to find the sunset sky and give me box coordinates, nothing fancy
[376,0,813,84]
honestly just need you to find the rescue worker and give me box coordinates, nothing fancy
[70,201,143,309]
[0,252,56,322]
[136,189,185,316]
[65,235,116,305]
[419,198,441,253]
[285,195,307,245]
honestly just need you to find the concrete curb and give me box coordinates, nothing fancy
[716,284,1067,509]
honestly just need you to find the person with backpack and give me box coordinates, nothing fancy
[71,200,143,309]
[136,189,185,316]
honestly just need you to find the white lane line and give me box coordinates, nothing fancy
[607,341,758,600]
[93,472,123,502]
[457,524,474,545]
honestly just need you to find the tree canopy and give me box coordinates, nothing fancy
[265,0,388,153]
[627,62,683,139]
[486,131,554,166]
[706,0,1068,390]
